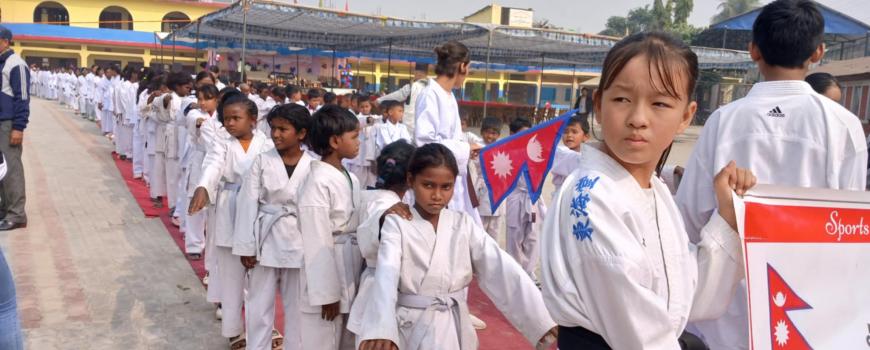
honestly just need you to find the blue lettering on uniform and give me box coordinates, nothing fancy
[570,175,599,241]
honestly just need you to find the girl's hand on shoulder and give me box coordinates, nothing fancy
[384,202,412,221]
[360,339,398,350]
[714,161,757,231]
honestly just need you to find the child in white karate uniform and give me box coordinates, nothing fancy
[352,98,380,189]
[540,32,757,350]
[233,104,314,350]
[472,116,505,239]
[180,84,219,260]
[550,115,589,200]
[296,105,362,350]
[189,91,275,349]
[359,143,557,350]
[374,101,412,155]
[347,140,416,348]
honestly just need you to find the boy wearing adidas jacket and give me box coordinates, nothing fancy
[676,1,868,349]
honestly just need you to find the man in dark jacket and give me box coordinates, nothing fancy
[0,25,29,231]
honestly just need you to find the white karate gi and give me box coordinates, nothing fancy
[675,80,869,350]
[469,142,504,238]
[137,90,157,183]
[505,177,546,280]
[77,74,88,116]
[254,95,277,136]
[97,76,115,133]
[128,82,145,177]
[150,92,182,205]
[113,78,133,157]
[360,207,556,349]
[541,144,744,349]
[374,120,412,154]
[377,79,429,140]
[180,108,216,255]
[233,149,314,350]
[350,114,381,189]
[414,79,481,224]
[199,129,274,338]
[550,145,583,201]
[346,189,403,348]
[297,160,362,350]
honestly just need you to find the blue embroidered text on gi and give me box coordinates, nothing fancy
[570,175,599,240]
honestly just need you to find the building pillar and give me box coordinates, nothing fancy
[144,49,153,67]
[80,46,90,67]
[374,63,382,92]
[497,72,506,99]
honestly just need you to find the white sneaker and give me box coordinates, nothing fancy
[470,313,487,330]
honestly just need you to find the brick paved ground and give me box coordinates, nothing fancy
[0,98,224,349]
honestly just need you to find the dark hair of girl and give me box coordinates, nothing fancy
[307,104,359,157]
[408,143,459,178]
[267,104,312,141]
[567,115,590,134]
[375,140,416,190]
[167,71,194,91]
[434,41,471,78]
[195,71,213,84]
[196,84,219,101]
[596,31,699,176]
[136,69,155,103]
[805,72,841,95]
[217,90,258,124]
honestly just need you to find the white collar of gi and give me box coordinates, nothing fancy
[747,80,815,97]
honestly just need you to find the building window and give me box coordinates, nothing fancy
[99,6,133,30]
[850,85,862,115]
[33,1,69,25]
[162,12,191,33]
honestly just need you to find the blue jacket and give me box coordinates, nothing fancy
[0,49,29,131]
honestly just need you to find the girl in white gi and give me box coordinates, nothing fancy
[359,143,557,350]
[374,101,412,155]
[414,41,483,224]
[139,74,165,186]
[351,98,379,189]
[151,72,193,213]
[233,104,313,350]
[171,73,214,228]
[540,32,757,350]
[472,117,504,239]
[189,91,274,349]
[296,104,361,350]
[504,117,546,281]
[180,84,219,261]
[549,115,589,201]
[347,140,416,348]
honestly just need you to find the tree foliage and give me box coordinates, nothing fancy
[599,0,700,42]
[712,0,760,24]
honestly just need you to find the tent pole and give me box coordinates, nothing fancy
[296,53,300,83]
[535,53,544,119]
[483,28,493,117]
[171,33,176,67]
[331,47,337,92]
[241,0,249,82]
[386,41,394,93]
[194,20,200,71]
[571,64,577,107]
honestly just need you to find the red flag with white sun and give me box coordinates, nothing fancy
[478,111,573,213]
[767,264,812,350]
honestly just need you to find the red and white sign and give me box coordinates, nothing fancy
[738,185,870,349]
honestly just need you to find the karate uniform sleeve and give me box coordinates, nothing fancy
[837,143,868,191]
[414,93,471,175]
[297,177,342,306]
[467,214,556,345]
[555,183,682,350]
[675,113,720,243]
[689,211,744,321]
[376,84,411,104]
[152,95,172,123]
[197,139,228,204]
[551,147,583,178]
[358,215,403,346]
[232,155,263,257]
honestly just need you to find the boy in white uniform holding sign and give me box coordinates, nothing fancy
[677,1,868,349]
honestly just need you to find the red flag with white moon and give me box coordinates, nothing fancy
[478,111,573,213]
[767,264,813,350]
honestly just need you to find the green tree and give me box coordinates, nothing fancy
[673,0,693,25]
[652,0,672,30]
[600,6,656,37]
[712,0,760,24]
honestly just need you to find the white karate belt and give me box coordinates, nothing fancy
[222,182,241,216]
[334,233,362,302]
[255,204,296,261]
[397,289,475,350]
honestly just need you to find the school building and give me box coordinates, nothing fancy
[0,0,227,69]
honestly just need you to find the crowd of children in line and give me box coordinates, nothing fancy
[30,0,870,349]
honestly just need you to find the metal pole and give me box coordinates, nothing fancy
[356,56,361,91]
[721,27,727,49]
[331,47,337,91]
[194,20,200,71]
[864,32,870,57]
[386,40,393,92]
[535,53,544,118]
[840,41,845,60]
[483,28,493,117]
[171,33,176,67]
[296,53,300,83]
[571,64,577,107]
[241,0,249,82]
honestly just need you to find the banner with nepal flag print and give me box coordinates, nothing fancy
[478,110,575,213]
[738,184,870,350]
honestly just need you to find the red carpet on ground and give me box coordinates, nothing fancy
[112,153,543,349]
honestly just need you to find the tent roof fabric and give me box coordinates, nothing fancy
[711,2,870,36]
[172,0,754,70]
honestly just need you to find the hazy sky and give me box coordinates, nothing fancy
[303,0,867,34]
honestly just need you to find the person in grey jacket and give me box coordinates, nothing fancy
[0,25,29,231]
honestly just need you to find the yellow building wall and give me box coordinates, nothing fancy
[463,4,502,25]
[2,0,222,32]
